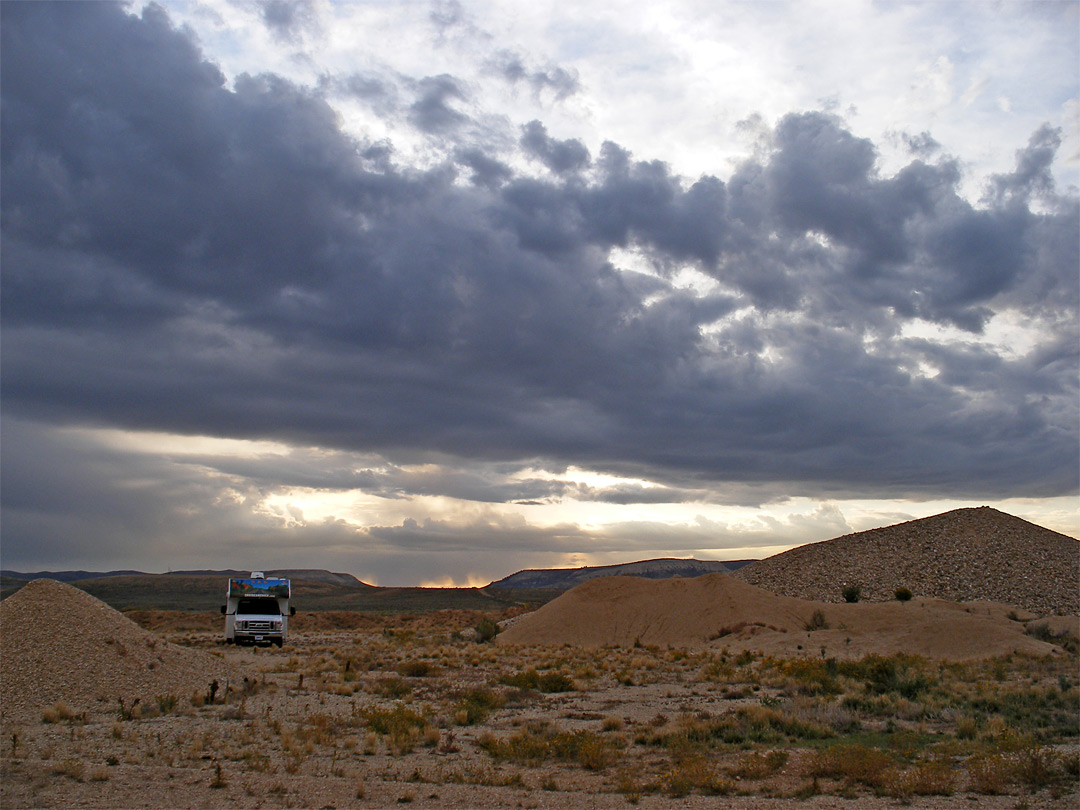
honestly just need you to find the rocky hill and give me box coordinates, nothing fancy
[733,507,1078,616]
[491,557,739,589]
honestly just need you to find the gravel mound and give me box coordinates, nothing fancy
[1,579,234,723]
[733,507,1078,615]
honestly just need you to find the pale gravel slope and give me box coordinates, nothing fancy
[0,579,235,723]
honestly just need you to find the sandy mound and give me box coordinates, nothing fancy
[497,573,1063,660]
[734,507,1079,615]
[498,573,809,648]
[1027,614,1080,642]
[1,579,235,723]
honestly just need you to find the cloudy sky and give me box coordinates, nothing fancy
[2,0,1077,585]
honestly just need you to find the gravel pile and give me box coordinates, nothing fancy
[733,507,1079,615]
[0,579,234,723]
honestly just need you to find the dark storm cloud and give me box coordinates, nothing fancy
[454,147,513,187]
[1,0,1077,532]
[0,417,275,568]
[520,120,590,174]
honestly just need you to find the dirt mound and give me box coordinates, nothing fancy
[498,573,808,648]
[0,579,235,723]
[733,507,1079,615]
[497,573,1064,660]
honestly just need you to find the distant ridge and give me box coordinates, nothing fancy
[1,569,372,589]
[0,570,145,583]
[168,569,373,588]
[733,507,1079,615]
[490,558,748,590]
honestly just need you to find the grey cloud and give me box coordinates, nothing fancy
[576,483,703,505]
[520,120,590,174]
[260,0,320,44]
[901,131,941,157]
[592,505,854,554]
[986,124,1061,204]
[365,516,586,553]
[1,0,1076,545]
[454,147,512,187]
[488,51,580,100]
[0,417,276,570]
[429,0,465,37]
[408,75,469,133]
[320,72,402,119]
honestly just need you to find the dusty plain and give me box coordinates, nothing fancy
[2,600,1079,810]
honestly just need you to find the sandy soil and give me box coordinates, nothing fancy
[2,579,1077,808]
[1,627,1077,809]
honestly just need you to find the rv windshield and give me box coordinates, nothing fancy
[236,598,282,615]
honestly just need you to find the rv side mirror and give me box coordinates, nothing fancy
[290,606,296,616]
[220,605,226,615]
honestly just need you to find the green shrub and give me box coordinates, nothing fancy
[776,658,842,696]
[839,654,932,699]
[478,728,619,771]
[453,687,505,725]
[661,755,734,797]
[499,668,574,693]
[967,753,1014,794]
[474,618,500,643]
[371,677,412,699]
[806,744,895,787]
[894,587,913,602]
[396,661,436,678]
[728,750,788,780]
[1014,745,1060,789]
[361,703,431,755]
[881,760,955,800]
[841,585,861,603]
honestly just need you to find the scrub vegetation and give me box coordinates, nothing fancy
[2,612,1077,808]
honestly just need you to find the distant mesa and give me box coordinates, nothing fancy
[490,557,754,590]
[168,569,373,589]
[0,568,376,612]
[733,506,1079,616]
[0,569,146,583]
[1,568,373,589]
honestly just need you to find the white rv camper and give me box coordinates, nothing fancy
[221,571,294,647]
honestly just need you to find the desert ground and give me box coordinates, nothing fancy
[2,577,1079,810]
